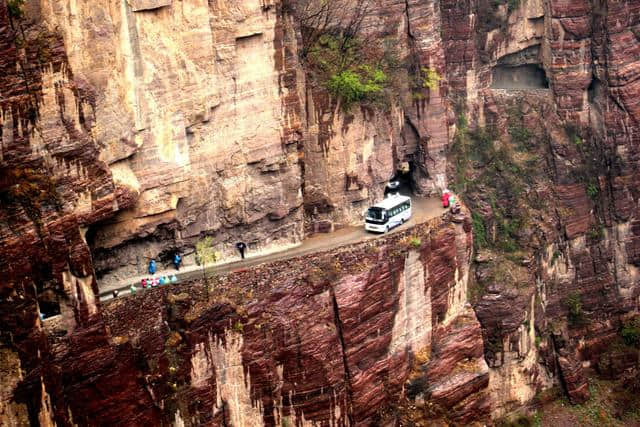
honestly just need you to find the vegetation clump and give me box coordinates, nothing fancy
[420,67,441,89]
[565,293,584,326]
[7,0,25,19]
[195,237,219,291]
[327,66,387,109]
[299,1,399,110]
[621,317,640,348]
[586,183,599,200]
[408,236,422,249]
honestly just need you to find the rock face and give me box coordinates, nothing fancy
[442,0,640,417]
[6,216,488,425]
[1,0,640,424]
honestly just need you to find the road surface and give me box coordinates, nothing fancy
[98,196,445,301]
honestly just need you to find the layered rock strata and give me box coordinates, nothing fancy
[5,214,489,425]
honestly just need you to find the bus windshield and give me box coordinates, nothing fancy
[366,207,386,221]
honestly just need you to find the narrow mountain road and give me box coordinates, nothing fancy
[98,197,445,301]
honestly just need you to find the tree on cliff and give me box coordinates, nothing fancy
[295,0,373,58]
[195,237,218,292]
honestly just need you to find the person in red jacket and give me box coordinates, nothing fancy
[441,190,451,208]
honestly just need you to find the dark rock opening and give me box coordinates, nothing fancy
[588,77,603,103]
[386,161,416,197]
[491,64,549,90]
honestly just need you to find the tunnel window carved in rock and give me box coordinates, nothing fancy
[491,46,549,90]
[491,64,549,90]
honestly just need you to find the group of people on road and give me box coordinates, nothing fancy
[117,243,248,299]
[442,189,461,214]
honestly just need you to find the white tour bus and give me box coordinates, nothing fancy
[364,194,412,233]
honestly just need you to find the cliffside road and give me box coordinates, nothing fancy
[98,197,445,301]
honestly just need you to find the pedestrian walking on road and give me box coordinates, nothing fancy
[149,259,157,275]
[112,290,119,298]
[130,284,137,295]
[236,242,247,259]
[173,253,182,270]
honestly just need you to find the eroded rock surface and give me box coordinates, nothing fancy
[1,0,640,424]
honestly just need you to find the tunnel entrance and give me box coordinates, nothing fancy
[385,161,416,197]
[491,64,549,90]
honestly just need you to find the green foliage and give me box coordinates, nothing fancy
[458,113,468,130]
[7,0,25,19]
[573,134,584,147]
[408,236,422,249]
[411,67,442,100]
[307,34,393,110]
[195,237,218,290]
[195,237,218,267]
[232,321,244,333]
[327,66,387,109]
[420,67,441,89]
[307,34,356,76]
[587,224,605,241]
[565,293,584,326]
[472,212,488,249]
[507,0,521,12]
[509,124,532,150]
[507,105,533,150]
[621,317,640,348]
[586,183,599,200]
[497,412,541,427]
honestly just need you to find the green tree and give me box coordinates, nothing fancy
[7,0,25,19]
[621,317,640,348]
[195,237,218,292]
[421,67,441,89]
[327,66,387,109]
[565,293,584,326]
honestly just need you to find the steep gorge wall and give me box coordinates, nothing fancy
[2,0,640,424]
[3,213,489,425]
[441,0,640,418]
[4,0,457,284]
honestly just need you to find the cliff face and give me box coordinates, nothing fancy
[442,0,640,418]
[5,214,488,425]
[1,0,640,425]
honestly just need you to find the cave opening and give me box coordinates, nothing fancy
[38,291,61,319]
[33,263,61,319]
[491,64,549,90]
[385,161,416,197]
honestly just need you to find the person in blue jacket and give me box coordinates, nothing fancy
[173,253,182,270]
[149,259,157,275]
